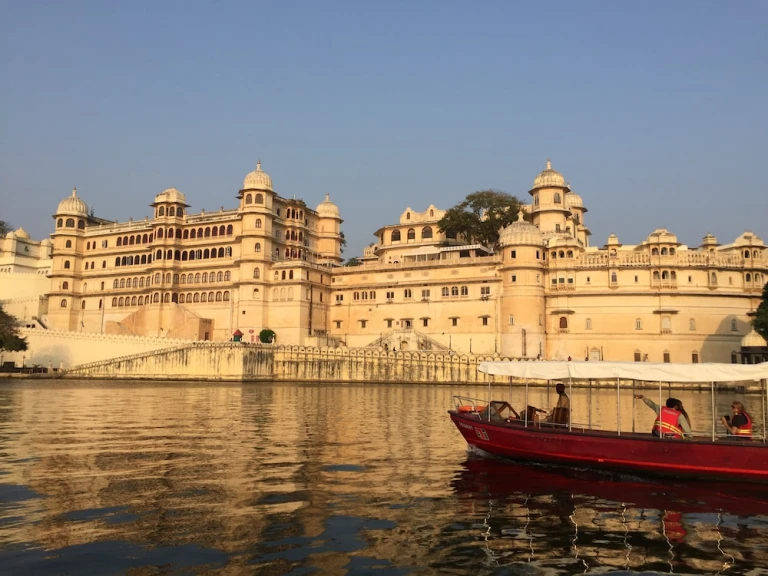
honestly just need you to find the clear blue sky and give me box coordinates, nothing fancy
[1,0,766,256]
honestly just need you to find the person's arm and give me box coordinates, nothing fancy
[678,415,692,436]
[636,395,660,414]
[721,413,746,434]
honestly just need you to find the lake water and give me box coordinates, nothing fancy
[1,380,767,575]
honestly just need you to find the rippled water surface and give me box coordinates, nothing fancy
[1,380,767,575]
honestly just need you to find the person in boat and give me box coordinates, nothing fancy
[720,401,753,439]
[546,383,570,425]
[634,395,692,439]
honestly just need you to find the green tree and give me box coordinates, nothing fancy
[0,220,12,236]
[339,231,347,255]
[0,304,27,352]
[754,283,768,343]
[259,328,276,344]
[344,257,361,267]
[437,190,527,248]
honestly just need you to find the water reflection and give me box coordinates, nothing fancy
[0,381,766,574]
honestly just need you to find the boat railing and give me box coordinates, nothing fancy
[690,430,765,442]
[452,395,487,413]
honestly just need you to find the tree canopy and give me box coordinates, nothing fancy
[437,190,527,249]
[344,257,361,267]
[0,220,12,237]
[0,304,27,352]
[754,282,768,344]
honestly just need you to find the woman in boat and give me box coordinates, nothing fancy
[634,395,692,438]
[546,383,570,425]
[720,401,753,438]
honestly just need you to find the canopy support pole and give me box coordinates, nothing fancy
[524,380,530,428]
[711,381,716,441]
[588,379,592,431]
[631,380,636,434]
[762,378,767,444]
[616,377,621,436]
[659,382,664,440]
[569,377,573,432]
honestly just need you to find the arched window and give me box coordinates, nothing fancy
[169,207,176,217]
[193,293,200,303]
[224,271,231,281]
[202,272,208,283]
[212,227,218,237]
[652,247,659,256]
[179,294,185,303]
[60,299,67,308]
[157,229,164,239]
[153,293,160,303]
[245,194,252,204]
[131,296,137,306]
[254,268,260,279]
[635,318,642,330]
[407,228,416,240]
[553,192,561,203]
[227,225,233,235]
[289,270,294,279]
[746,273,752,282]
[559,316,568,329]
[98,299,102,309]
[567,250,573,258]
[731,318,737,331]
[662,271,669,280]
[139,277,145,287]
[57,218,63,228]
[62,281,69,289]
[77,220,85,229]
[255,242,261,252]
[204,227,211,238]
[159,207,165,216]
[451,286,458,296]
[119,278,125,288]
[711,272,717,285]
[201,292,207,303]
[66,218,75,227]
[113,279,119,288]
[112,297,118,307]
[175,229,181,239]
[64,260,71,269]
[558,251,565,258]
[255,193,263,204]
[661,247,668,255]
[81,301,85,309]
[653,271,660,280]
[65,240,72,248]
[391,230,401,242]
[223,291,230,301]
[422,227,433,239]
[585,318,592,330]
[215,291,222,301]
[689,318,696,331]
[669,248,676,255]
[671,271,677,280]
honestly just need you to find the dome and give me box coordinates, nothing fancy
[565,192,583,208]
[56,187,89,216]
[741,328,768,348]
[153,187,187,205]
[499,210,543,246]
[531,160,569,191]
[316,193,340,219]
[242,161,273,191]
[14,227,30,239]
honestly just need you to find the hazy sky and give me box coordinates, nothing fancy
[1,0,766,256]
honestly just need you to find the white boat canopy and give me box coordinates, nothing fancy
[478,361,768,383]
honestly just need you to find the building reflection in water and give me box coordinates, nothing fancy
[0,381,767,574]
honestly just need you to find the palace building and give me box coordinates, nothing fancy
[2,159,767,363]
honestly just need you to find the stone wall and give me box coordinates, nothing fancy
[61,340,512,384]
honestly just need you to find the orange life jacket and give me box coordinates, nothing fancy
[734,411,753,436]
[653,406,684,439]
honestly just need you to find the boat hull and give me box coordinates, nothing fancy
[450,411,768,483]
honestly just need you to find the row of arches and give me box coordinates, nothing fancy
[116,234,152,246]
[650,247,677,256]
[114,254,152,267]
[551,250,575,259]
[152,247,233,261]
[110,291,232,307]
[156,206,184,217]
[391,227,433,242]
[244,193,265,205]
[56,218,85,229]
[156,225,234,240]
[179,291,230,303]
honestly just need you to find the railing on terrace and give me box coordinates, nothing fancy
[335,255,502,272]
[184,210,239,224]
[551,252,754,270]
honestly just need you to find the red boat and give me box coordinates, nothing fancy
[450,361,768,483]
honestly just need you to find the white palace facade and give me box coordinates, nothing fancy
[1,160,767,364]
